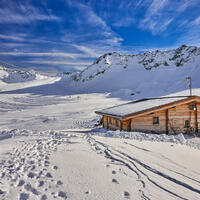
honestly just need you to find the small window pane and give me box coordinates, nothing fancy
[153,117,159,124]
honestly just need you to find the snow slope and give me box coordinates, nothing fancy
[0,65,60,92]
[68,45,200,99]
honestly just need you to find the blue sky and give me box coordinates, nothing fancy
[0,0,200,72]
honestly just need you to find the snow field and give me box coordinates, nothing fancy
[0,61,200,200]
[1,129,200,200]
[0,135,68,200]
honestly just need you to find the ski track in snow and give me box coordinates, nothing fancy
[0,130,200,200]
[85,134,200,200]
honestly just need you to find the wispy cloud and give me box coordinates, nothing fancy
[0,52,89,59]
[66,0,109,31]
[0,34,25,41]
[176,15,200,47]
[0,2,60,24]
[26,60,91,66]
[138,0,199,35]
[73,45,101,57]
[112,17,135,28]
[139,0,171,34]
[191,16,200,26]
[65,0,122,45]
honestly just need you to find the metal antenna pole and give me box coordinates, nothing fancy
[184,77,192,96]
[190,77,192,96]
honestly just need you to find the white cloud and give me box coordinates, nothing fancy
[26,60,92,66]
[139,0,171,34]
[0,34,25,41]
[192,16,200,26]
[138,0,199,35]
[0,52,89,59]
[0,3,60,24]
[158,18,173,32]
[66,0,109,30]
[112,17,135,27]
[148,0,169,15]
[73,45,101,57]
[177,0,199,12]
[103,37,124,45]
[65,0,122,42]
[176,18,200,47]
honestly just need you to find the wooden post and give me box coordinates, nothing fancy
[119,121,122,131]
[166,109,169,134]
[128,119,131,132]
[106,116,109,129]
[102,116,105,128]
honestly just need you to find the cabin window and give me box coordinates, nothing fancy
[184,120,190,128]
[109,117,112,124]
[153,117,159,124]
[116,120,120,127]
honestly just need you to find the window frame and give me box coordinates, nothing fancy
[153,116,159,125]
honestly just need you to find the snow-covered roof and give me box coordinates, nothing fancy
[96,96,197,119]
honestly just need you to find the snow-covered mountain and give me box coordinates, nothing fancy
[0,63,60,92]
[0,64,39,83]
[69,45,200,99]
[1,45,200,99]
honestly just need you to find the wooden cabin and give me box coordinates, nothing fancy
[95,96,200,135]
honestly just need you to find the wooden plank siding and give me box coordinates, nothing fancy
[167,103,197,134]
[101,98,200,134]
[104,116,121,131]
[131,110,166,133]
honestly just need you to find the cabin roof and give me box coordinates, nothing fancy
[95,96,200,119]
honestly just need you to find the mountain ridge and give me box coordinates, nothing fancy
[71,45,200,82]
[66,45,200,99]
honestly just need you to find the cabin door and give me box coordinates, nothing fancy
[183,110,198,134]
[122,120,131,131]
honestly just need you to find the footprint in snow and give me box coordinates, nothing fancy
[112,179,119,184]
[24,183,40,195]
[58,191,67,199]
[46,172,52,178]
[112,170,116,174]
[44,160,50,167]
[124,191,130,199]
[57,180,63,186]
[0,189,5,195]
[38,180,44,187]
[17,180,25,187]
[41,194,47,200]
[27,171,37,179]
[19,192,29,200]
[53,165,58,170]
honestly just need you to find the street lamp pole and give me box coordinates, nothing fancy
[184,77,192,96]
